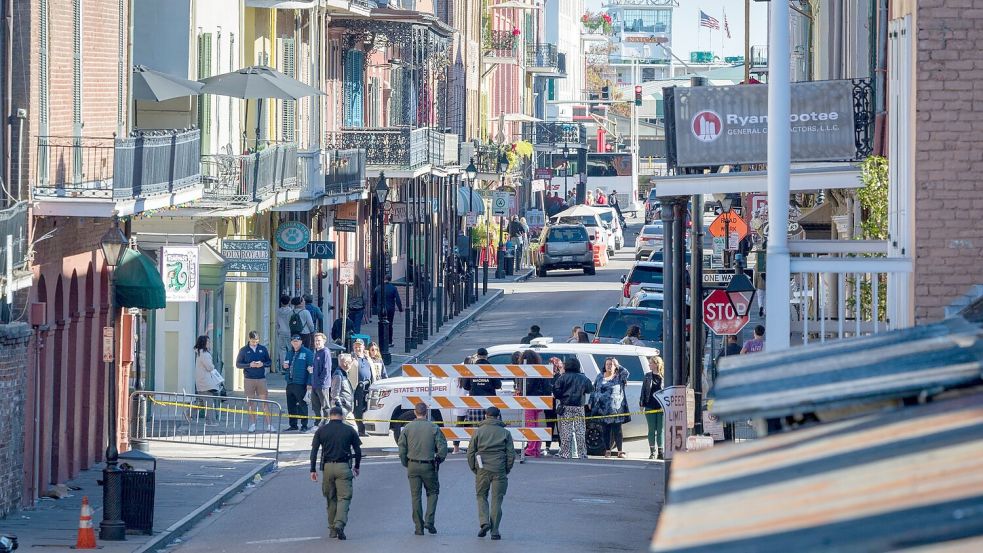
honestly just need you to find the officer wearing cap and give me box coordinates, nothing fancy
[467,406,516,540]
[310,406,362,540]
[397,402,448,536]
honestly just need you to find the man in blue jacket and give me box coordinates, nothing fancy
[310,333,333,427]
[283,335,314,432]
[372,276,403,347]
[235,330,273,433]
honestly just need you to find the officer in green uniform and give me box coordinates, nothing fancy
[467,406,516,540]
[310,406,362,540]
[397,402,448,535]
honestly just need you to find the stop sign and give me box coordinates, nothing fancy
[703,289,750,336]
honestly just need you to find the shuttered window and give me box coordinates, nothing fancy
[343,50,364,127]
[279,37,296,142]
[198,33,213,154]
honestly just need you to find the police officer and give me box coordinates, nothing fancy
[310,406,362,540]
[397,402,448,536]
[467,406,516,541]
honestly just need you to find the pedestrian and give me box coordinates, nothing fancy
[194,335,223,424]
[754,260,766,318]
[330,313,355,350]
[741,325,765,354]
[283,335,314,432]
[352,339,385,436]
[594,187,607,206]
[608,189,624,224]
[331,354,357,428]
[565,326,582,343]
[552,357,593,459]
[518,217,530,268]
[545,356,565,454]
[367,342,387,381]
[275,294,293,370]
[462,347,502,424]
[585,190,594,206]
[303,293,324,333]
[508,216,525,270]
[310,333,332,428]
[348,286,366,335]
[289,296,316,350]
[520,349,547,457]
[398,402,448,536]
[373,275,403,348]
[620,324,644,346]
[590,357,631,458]
[452,355,475,455]
[467,406,516,541]
[519,324,543,344]
[640,355,665,460]
[235,331,273,433]
[310,406,362,541]
[577,330,590,343]
[714,335,742,377]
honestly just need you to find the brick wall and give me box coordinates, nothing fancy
[0,323,30,517]
[913,3,983,323]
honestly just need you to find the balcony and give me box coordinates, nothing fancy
[326,127,429,176]
[525,43,564,76]
[324,149,367,203]
[199,142,298,210]
[521,121,587,150]
[33,129,204,217]
[427,129,459,169]
[483,29,519,65]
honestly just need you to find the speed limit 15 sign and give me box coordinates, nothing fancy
[655,386,688,461]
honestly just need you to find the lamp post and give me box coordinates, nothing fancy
[725,255,756,319]
[465,160,478,302]
[99,218,128,541]
[495,152,509,279]
[720,197,733,268]
[374,173,391,364]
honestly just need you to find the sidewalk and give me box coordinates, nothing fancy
[5,443,274,553]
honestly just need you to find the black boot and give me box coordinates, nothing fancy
[648,446,656,460]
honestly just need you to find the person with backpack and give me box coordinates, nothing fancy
[289,296,315,350]
[303,294,324,333]
[275,294,293,371]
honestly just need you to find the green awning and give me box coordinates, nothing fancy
[114,249,167,309]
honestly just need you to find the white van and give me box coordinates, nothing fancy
[363,339,661,455]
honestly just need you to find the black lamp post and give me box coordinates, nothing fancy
[99,218,128,541]
[720,197,733,268]
[374,173,391,364]
[495,152,509,279]
[465,160,478,301]
[725,255,756,319]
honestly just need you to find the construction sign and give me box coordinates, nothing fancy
[709,212,749,241]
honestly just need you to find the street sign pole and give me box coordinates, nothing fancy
[690,194,704,434]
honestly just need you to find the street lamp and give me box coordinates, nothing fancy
[99,218,128,541]
[495,152,510,279]
[464,159,479,300]
[374,173,391,364]
[720,198,733,268]
[725,255,756,318]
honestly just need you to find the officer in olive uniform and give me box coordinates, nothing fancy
[310,406,362,540]
[467,406,516,540]
[397,402,449,535]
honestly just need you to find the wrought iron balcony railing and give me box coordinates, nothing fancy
[467,143,515,174]
[483,29,518,57]
[325,149,366,196]
[200,142,298,205]
[326,127,429,169]
[427,129,459,168]
[35,129,202,200]
[522,122,587,148]
[525,43,561,72]
[0,201,27,273]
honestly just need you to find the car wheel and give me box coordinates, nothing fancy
[538,266,548,277]
[584,265,596,276]
[390,409,416,443]
[586,420,606,456]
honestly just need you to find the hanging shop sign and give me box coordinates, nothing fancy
[275,221,311,251]
[669,79,863,167]
[161,246,199,302]
[387,201,408,224]
[335,219,358,233]
[221,239,270,274]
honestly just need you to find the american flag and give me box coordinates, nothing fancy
[724,10,732,38]
[700,10,720,30]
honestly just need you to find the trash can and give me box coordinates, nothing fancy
[505,254,515,276]
[119,449,156,535]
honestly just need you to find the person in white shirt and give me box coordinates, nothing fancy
[194,335,224,424]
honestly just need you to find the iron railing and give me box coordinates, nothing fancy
[522,121,587,147]
[525,43,560,71]
[325,148,366,195]
[130,391,283,466]
[35,136,115,197]
[483,29,518,57]
[427,129,459,167]
[471,143,509,173]
[114,129,201,199]
[0,201,27,272]
[200,142,298,204]
[326,127,428,169]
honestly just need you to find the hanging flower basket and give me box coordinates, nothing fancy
[582,11,613,35]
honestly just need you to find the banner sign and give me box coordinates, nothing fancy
[222,239,270,274]
[335,219,358,233]
[161,246,199,302]
[671,80,860,167]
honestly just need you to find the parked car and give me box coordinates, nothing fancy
[552,212,615,255]
[647,250,694,265]
[533,224,595,277]
[635,223,664,260]
[620,261,665,304]
[593,206,624,250]
[628,290,665,310]
[363,338,661,456]
[584,307,664,352]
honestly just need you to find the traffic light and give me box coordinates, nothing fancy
[601,85,610,101]
[634,85,643,106]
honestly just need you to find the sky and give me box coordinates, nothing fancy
[584,0,770,58]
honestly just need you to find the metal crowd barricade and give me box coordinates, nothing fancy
[130,391,283,466]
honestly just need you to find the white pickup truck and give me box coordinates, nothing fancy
[363,339,661,455]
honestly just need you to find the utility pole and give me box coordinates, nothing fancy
[744,0,751,83]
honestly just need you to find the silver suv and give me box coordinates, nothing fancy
[534,224,595,277]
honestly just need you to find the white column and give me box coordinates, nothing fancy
[765,1,791,351]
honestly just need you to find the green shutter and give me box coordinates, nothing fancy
[198,33,213,154]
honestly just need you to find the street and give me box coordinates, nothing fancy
[166,222,664,552]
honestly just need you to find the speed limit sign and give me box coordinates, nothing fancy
[655,386,688,460]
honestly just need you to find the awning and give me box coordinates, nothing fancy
[457,187,485,216]
[114,249,167,310]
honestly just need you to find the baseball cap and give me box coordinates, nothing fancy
[485,406,501,418]
[291,334,302,341]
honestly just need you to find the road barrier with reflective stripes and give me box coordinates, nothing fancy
[401,363,554,379]
[441,427,552,442]
[403,395,554,410]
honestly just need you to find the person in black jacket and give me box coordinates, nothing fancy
[519,325,543,345]
[640,355,665,460]
[461,348,503,429]
[552,357,594,459]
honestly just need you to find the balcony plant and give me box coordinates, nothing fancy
[582,11,613,35]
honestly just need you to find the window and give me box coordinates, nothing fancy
[586,154,632,177]
[548,227,588,242]
[641,224,664,236]
[627,265,664,284]
[591,354,645,382]
[556,215,599,228]
[637,298,664,310]
[621,9,671,33]
[597,311,664,346]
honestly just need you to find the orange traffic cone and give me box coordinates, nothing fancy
[75,496,97,549]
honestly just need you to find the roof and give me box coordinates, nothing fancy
[651,391,983,552]
[709,317,983,422]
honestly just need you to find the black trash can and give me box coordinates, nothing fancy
[505,254,515,276]
[119,449,156,535]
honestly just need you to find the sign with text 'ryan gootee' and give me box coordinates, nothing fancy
[671,80,859,167]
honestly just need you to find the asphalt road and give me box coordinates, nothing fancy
[167,218,665,553]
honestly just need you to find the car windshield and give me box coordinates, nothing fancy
[637,298,664,309]
[548,227,588,242]
[597,310,664,342]
[641,224,663,236]
[597,211,614,224]
[557,215,599,227]
[628,265,664,284]
[648,251,692,265]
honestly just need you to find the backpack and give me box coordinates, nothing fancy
[289,310,305,335]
